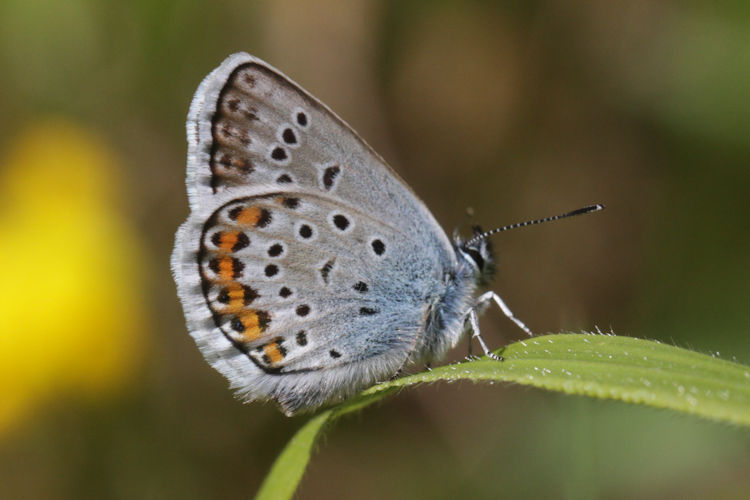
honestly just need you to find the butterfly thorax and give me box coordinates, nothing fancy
[415,230,495,363]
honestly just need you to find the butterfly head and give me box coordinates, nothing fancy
[453,204,605,286]
[455,225,496,286]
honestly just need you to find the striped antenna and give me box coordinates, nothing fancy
[464,204,604,247]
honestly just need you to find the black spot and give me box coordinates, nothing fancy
[371,239,385,256]
[257,311,271,329]
[231,317,245,333]
[319,259,335,284]
[279,287,292,298]
[210,232,222,247]
[243,286,260,304]
[296,304,310,317]
[359,307,379,316]
[282,197,300,209]
[230,232,250,252]
[296,331,307,346]
[323,165,340,190]
[208,258,220,274]
[329,350,341,358]
[268,243,283,257]
[276,174,292,183]
[299,224,313,239]
[271,147,287,161]
[282,128,297,144]
[264,264,279,277]
[296,112,308,126]
[276,340,288,357]
[332,214,350,231]
[232,259,245,278]
[218,285,258,305]
[228,206,243,220]
[227,99,239,112]
[257,208,272,228]
[353,281,369,293]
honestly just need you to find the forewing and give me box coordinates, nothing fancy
[185,53,452,252]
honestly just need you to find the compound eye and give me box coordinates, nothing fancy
[466,248,485,270]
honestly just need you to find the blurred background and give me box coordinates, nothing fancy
[1,0,749,498]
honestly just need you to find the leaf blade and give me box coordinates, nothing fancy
[256,334,750,499]
[255,410,333,500]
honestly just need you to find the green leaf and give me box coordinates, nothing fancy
[255,410,332,500]
[255,334,750,499]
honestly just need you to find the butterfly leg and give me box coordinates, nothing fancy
[466,308,503,361]
[465,330,477,360]
[476,291,533,337]
[463,313,479,360]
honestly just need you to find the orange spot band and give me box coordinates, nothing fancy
[218,283,246,313]
[264,342,284,364]
[226,283,245,309]
[239,310,266,341]
[218,231,239,252]
[217,256,235,280]
[235,206,261,225]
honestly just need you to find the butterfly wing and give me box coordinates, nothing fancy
[172,53,459,414]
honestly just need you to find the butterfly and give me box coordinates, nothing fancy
[171,53,602,415]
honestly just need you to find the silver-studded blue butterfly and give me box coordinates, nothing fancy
[172,53,602,415]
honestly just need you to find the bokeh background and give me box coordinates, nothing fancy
[1,1,749,498]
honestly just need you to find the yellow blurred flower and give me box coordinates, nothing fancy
[0,120,147,434]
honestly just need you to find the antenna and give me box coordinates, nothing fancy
[464,204,604,247]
